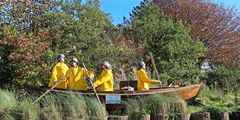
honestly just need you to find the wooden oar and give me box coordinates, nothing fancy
[82,63,101,103]
[149,52,162,88]
[33,79,65,104]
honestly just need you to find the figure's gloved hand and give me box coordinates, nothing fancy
[54,82,58,85]
[87,86,93,90]
[86,76,94,89]
[61,77,65,80]
[156,81,162,85]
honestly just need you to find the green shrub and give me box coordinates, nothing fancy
[198,86,235,114]
[207,65,240,93]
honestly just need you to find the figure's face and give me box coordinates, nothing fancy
[59,57,65,63]
[142,64,146,69]
[71,61,77,67]
[102,65,106,69]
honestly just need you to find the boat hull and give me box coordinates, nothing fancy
[50,83,202,101]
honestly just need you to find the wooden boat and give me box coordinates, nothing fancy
[48,82,202,102]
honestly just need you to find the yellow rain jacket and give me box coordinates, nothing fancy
[137,69,159,91]
[93,69,113,91]
[48,62,69,89]
[66,67,94,90]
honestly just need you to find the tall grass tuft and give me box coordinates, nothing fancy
[0,90,110,120]
[17,97,40,120]
[167,94,187,113]
[127,94,187,119]
[0,112,15,120]
[39,94,62,120]
[123,98,141,120]
[0,89,17,120]
[58,93,87,120]
[85,97,107,120]
[141,95,169,115]
[166,94,187,119]
[0,89,17,112]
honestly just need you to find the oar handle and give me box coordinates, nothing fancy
[149,52,162,89]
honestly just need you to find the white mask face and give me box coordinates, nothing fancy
[142,64,146,69]
[59,57,65,62]
[71,62,77,67]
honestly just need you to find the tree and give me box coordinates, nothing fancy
[127,1,206,84]
[0,26,53,87]
[153,0,240,68]
[0,0,134,88]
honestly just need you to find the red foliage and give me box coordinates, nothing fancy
[1,29,53,83]
[3,30,52,62]
[153,0,240,67]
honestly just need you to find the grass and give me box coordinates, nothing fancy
[141,94,187,115]
[40,93,106,120]
[40,93,90,120]
[197,86,235,113]
[59,93,87,120]
[167,94,187,113]
[123,94,187,120]
[123,98,141,120]
[186,105,204,113]
[185,85,240,119]
[0,112,15,120]
[0,89,17,112]
[39,95,62,120]
[0,89,17,120]
[85,97,107,120]
[141,95,169,114]
[17,97,40,120]
[3,86,239,119]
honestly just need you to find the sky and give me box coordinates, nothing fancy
[214,0,240,8]
[99,0,240,25]
[100,0,142,25]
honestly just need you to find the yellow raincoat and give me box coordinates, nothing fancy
[137,69,159,91]
[48,62,69,89]
[93,69,113,91]
[66,67,94,90]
